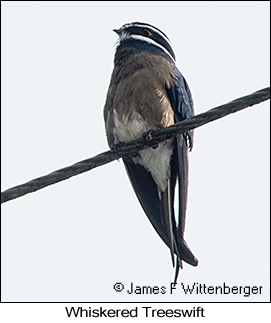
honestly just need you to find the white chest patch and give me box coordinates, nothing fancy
[112,109,173,192]
[112,109,150,143]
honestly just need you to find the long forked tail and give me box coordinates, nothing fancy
[123,159,198,271]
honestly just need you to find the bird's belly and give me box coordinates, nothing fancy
[136,143,173,192]
[112,109,150,143]
[112,109,173,192]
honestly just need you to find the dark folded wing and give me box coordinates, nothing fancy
[167,64,194,148]
[166,64,196,253]
[124,158,198,266]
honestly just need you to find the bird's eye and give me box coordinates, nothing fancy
[141,29,151,36]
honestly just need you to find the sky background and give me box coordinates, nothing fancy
[1,1,270,302]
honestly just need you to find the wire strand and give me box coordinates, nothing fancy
[1,87,270,204]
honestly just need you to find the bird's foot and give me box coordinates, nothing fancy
[143,130,158,149]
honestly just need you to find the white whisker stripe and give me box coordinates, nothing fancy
[125,34,175,62]
[123,22,171,43]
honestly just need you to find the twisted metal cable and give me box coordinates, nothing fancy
[1,87,270,204]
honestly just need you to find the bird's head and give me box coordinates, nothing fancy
[113,21,176,63]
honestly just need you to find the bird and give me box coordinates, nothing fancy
[103,22,198,282]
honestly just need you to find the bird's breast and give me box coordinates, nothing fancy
[104,54,175,191]
[111,74,174,191]
[111,65,174,141]
[112,108,150,143]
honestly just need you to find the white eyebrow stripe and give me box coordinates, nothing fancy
[123,23,171,44]
[125,34,175,62]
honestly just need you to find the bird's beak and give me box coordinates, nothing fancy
[113,28,121,35]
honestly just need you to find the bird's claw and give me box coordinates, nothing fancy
[143,130,158,149]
